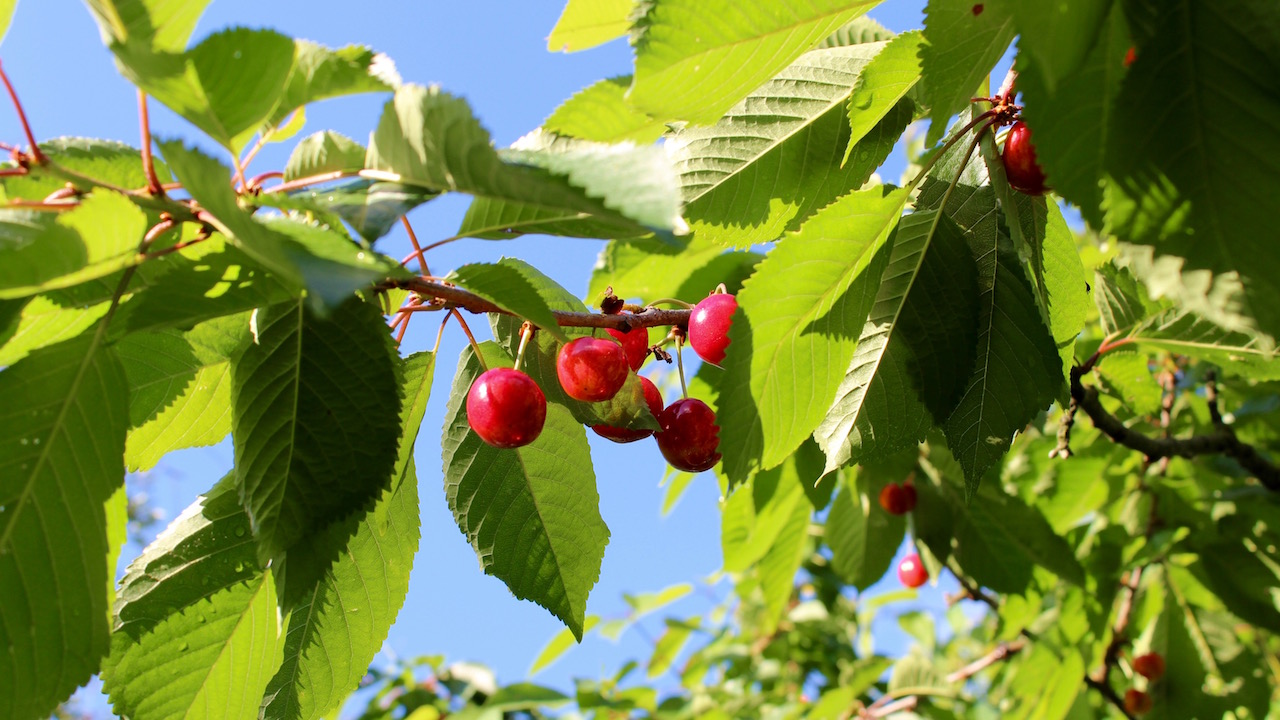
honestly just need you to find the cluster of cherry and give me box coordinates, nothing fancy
[465,292,739,473]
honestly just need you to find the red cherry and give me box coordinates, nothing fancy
[556,336,629,402]
[1132,652,1165,681]
[592,376,664,443]
[1124,46,1137,67]
[688,293,737,365]
[878,483,917,515]
[655,398,722,472]
[971,3,983,15]
[1002,121,1049,196]
[898,553,928,588]
[466,368,546,448]
[1124,689,1153,715]
[606,320,650,371]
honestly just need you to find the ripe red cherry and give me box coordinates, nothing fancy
[592,376,664,443]
[878,482,917,515]
[898,553,928,588]
[466,368,546,448]
[1132,652,1165,681]
[606,320,650,371]
[1124,46,1137,67]
[655,398,722,472]
[557,336,629,402]
[1002,121,1049,196]
[1124,689,1153,715]
[688,293,737,365]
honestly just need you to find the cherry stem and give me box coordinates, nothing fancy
[0,61,44,165]
[451,309,488,372]
[514,322,534,372]
[675,335,688,399]
[401,215,431,276]
[244,171,283,191]
[905,109,998,196]
[920,117,996,247]
[1078,335,1135,374]
[431,312,452,354]
[138,91,163,195]
[395,312,413,345]
[646,297,695,310]
[995,68,1019,104]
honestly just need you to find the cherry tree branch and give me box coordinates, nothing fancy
[1068,366,1280,490]
[390,278,692,330]
[944,639,1026,684]
[138,91,164,195]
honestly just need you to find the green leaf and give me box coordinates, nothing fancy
[544,76,667,144]
[127,27,297,152]
[720,461,809,573]
[995,0,1113,91]
[449,262,568,342]
[265,40,398,130]
[1,137,173,201]
[284,130,367,181]
[442,342,610,639]
[118,318,246,471]
[827,473,905,589]
[843,31,923,165]
[256,179,439,243]
[814,209,978,473]
[111,475,260,638]
[0,336,128,720]
[1123,308,1280,380]
[0,191,148,299]
[105,575,285,720]
[547,0,632,52]
[753,460,812,633]
[1103,0,1280,339]
[160,141,403,309]
[671,45,912,249]
[1096,350,1161,418]
[647,620,698,678]
[920,0,1016,144]
[0,293,112,367]
[261,351,428,720]
[717,186,907,486]
[1194,540,1280,633]
[368,85,683,238]
[1015,4,1128,228]
[942,240,1062,494]
[623,583,693,616]
[628,0,879,124]
[85,0,208,54]
[586,235,761,305]
[231,297,401,565]
[1004,646,1084,720]
[529,617,600,675]
[820,16,897,47]
[1093,263,1150,336]
[1116,243,1262,337]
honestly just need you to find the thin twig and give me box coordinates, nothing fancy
[401,215,431,276]
[451,309,488,372]
[944,639,1026,684]
[138,91,163,195]
[0,60,44,164]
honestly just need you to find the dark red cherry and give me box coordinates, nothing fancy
[1002,121,1049,196]
[688,293,737,365]
[1132,652,1165,681]
[1124,689,1153,716]
[878,483,917,515]
[1124,46,1137,67]
[606,319,650,371]
[592,376,664,443]
[466,368,546,448]
[557,336,629,402]
[898,553,928,588]
[655,398,722,472]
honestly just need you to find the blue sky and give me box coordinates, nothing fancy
[0,0,998,715]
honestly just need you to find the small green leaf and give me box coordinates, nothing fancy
[718,186,907,486]
[0,191,147,299]
[442,342,610,639]
[231,297,401,565]
[449,261,568,342]
[529,617,600,675]
[843,31,924,165]
[586,235,761,305]
[0,336,129,720]
[721,462,809,573]
[265,40,398,130]
[85,0,208,54]
[629,0,879,124]
[1,138,173,202]
[995,0,1113,90]
[754,461,813,633]
[647,620,698,678]
[284,130,367,181]
[544,76,666,144]
[547,0,632,52]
